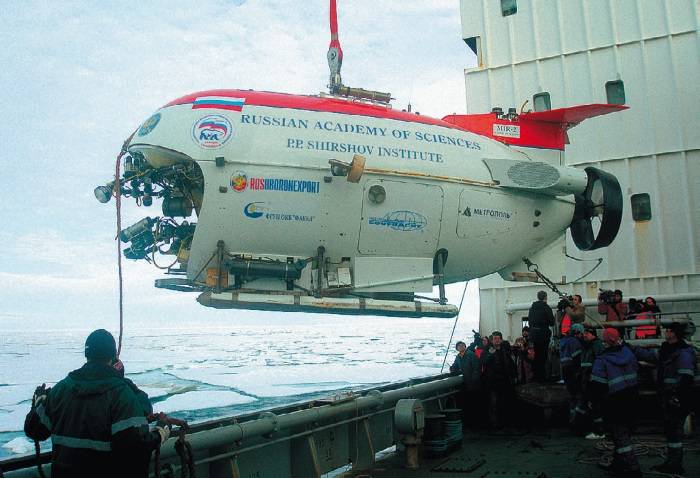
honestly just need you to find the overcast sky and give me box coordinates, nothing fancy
[0,0,479,330]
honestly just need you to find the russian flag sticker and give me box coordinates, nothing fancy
[192,96,245,111]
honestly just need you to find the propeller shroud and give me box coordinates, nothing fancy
[570,167,623,251]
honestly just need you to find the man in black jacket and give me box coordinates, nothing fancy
[24,329,169,478]
[527,290,555,382]
[481,331,516,428]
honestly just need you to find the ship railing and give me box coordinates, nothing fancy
[1,373,463,478]
[586,311,698,345]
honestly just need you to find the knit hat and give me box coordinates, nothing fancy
[584,325,598,337]
[570,323,585,334]
[665,322,687,339]
[602,328,620,344]
[85,329,117,360]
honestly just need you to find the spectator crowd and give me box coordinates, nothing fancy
[449,289,697,477]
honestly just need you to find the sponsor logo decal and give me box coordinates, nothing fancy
[243,201,266,218]
[231,171,248,192]
[232,175,320,194]
[463,207,512,220]
[368,210,427,232]
[192,96,245,112]
[192,114,233,149]
[243,202,314,222]
[249,177,320,194]
[493,123,520,139]
[138,113,161,136]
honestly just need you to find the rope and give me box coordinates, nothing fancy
[114,131,135,358]
[33,440,46,478]
[440,281,470,373]
[577,434,700,475]
[115,151,124,358]
[563,253,604,285]
[175,436,197,478]
[154,444,161,478]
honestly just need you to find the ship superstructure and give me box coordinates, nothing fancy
[460,0,700,336]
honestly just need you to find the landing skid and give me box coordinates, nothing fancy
[197,291,458,318]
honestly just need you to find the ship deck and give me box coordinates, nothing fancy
[344,426,700,478]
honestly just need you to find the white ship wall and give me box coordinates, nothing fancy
[460,0,700,339]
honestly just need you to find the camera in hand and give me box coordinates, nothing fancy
[469,330,482,350]
[598,289,615,304]
[557,296,573,311]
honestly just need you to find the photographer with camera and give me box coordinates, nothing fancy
[597,289,628,322]
[557,294,586,336]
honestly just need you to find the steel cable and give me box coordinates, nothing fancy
[440,281,470,373]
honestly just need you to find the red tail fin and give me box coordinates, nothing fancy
[442,104,628,150]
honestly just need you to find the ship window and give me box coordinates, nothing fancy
[501,0,517,16]
[606,80,626,105]
[631,193,652,221]
[533,92,551,111]
[464,36,483,67]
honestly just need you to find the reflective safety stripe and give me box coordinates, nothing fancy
[571,350,581,357]
[36,404,52,431]
[664,378,679,384]
[668,442,683,449]
[561,357,572,364]
[608,373,637,385]
[594,418,604,423]
[616,445,634,454]
[581,362,593,367]
[111,416,148,434]
[591,375,608,384]
[575,406,587,414]
[52,435,111,451]
[677,369,694,376]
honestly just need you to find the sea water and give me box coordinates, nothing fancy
[0,312,478,458]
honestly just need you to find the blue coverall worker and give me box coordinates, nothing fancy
[559,323,583,422]
[633,322,697,475]
[590,328,641,477]
[527,290,555,382]
[24,329,169,478]
[450,339,483,427]
[579,326,605,437]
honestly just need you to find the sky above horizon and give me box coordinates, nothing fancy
[0,0,479,330]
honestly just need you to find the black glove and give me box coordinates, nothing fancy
[668,396,681,410]
[32,384,49,409]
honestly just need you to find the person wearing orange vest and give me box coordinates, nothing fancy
[635,296,660,339]
[558,294,585,336]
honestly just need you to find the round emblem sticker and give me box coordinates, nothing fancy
[231,171,248,192]
[138,113,161,137]
[192,114,233,149]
